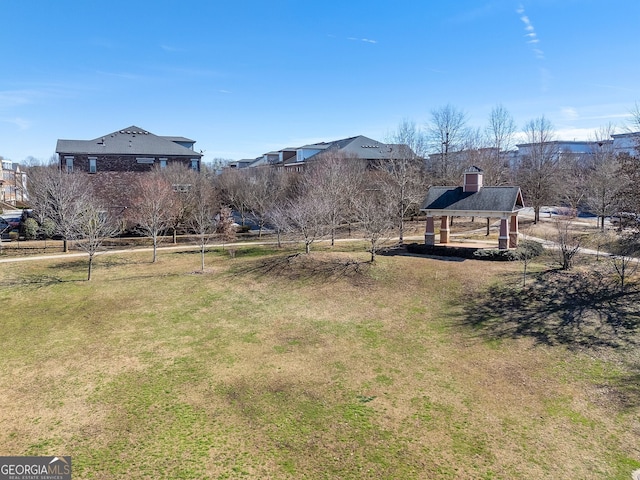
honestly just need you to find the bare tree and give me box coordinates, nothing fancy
[607,235,639,293]
[246,168,292,237]
[627,101,640,134]
[384,120,428,244]
[426,104,469,183]
[516,238,543,288]
[187,174,219,271]
[202,157,232,176]
[217,206,237,251]
[216,169,252,227]
[159,163,198,243]
[481,104,516,186]
[551,213,582,270]
[281,183,330,254]
[266,204,289,248]
[27,165,91,252]
[73,200,121,280]
[616,152,640,216]
[516,116,559,223]
[306,152,365,246]
[584,125,621,230]
[130,173,178,263]
[614,108,640,217]
[557,148,588,212]
[354,178,396,262]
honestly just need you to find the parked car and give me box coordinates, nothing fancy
[0,217,10,235]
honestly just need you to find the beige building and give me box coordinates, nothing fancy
[1,158,27,206]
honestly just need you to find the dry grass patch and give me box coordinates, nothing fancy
[1,247,639,478]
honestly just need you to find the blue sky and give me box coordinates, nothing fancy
[1,0,639,164]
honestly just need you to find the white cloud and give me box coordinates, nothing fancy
[561,107,579,119]
[517,5,545,61]
[95,70,144,81]
[0,117,31,130]
[348,37,377,44]
[0,90,40,109]
[0,85,84,110]
[553,127,599,141]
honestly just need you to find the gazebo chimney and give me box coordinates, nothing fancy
[463,166,483,193]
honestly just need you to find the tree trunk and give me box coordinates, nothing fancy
[486,218,490,236]
[87,255,93,281]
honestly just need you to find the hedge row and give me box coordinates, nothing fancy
[405,240,544,262]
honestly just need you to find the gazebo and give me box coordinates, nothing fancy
[420,167,525,249]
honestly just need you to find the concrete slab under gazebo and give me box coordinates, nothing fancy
[419,167,525,250]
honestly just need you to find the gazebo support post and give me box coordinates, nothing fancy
[440,216,450,244]
[509,215,519,248]
[425,216,435,246]
[498,216,509,250]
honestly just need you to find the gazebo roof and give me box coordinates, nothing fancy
[420,186,524,216]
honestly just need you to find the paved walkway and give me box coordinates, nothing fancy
[0,227,621,265]
[0,236,428,265]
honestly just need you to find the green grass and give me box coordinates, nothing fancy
[0,246,639,479]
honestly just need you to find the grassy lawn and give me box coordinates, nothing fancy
[1,245,639,479]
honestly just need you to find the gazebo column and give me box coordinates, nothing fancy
[498,216,509,250]
[509,214,519,248]
[439,216,450,244]
[425,216,435,246]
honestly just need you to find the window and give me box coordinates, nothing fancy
[136,158,155,164]
[89,157,97,173]
[190,159,199,171]
[159,158,167,169]
[65,156,74,173]
[172,184,192,192]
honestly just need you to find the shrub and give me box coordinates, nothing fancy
[472,249,519,261]
[41,218,56,239]
[23,218,39,240]
[516,240,544,258]
[405,242,544,262]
